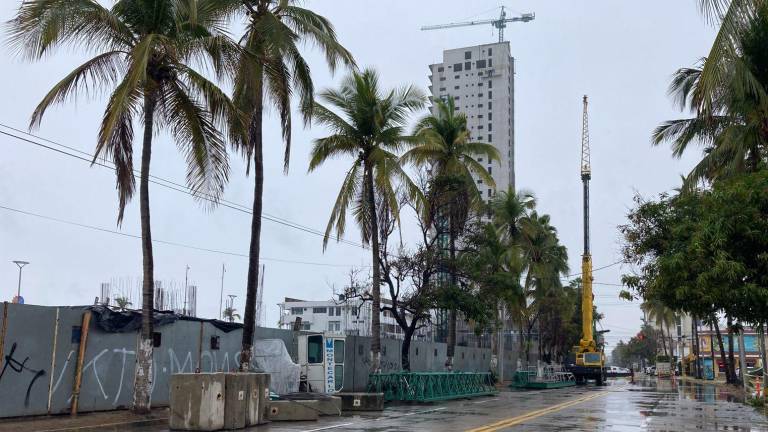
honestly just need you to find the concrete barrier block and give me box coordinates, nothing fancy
[223,373,248,430]
[245,373,271,426]
[169,373,225,431]
[337,392,385,411]
[267,400,319,421]
[315,396,342,416]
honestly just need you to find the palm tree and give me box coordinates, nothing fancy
[403,96,500,369]
[115,297,133,312]
[309,68,425,372]
[229,0,354,371]
[9,0,236,412]
[641,300,676,358]
[223,306,241,323]
[518,212,569,365]
[653,1,768,188]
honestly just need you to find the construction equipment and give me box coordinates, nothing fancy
[567,95,607,385]
[421,6,535,43]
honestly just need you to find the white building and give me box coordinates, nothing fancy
[428,42,516,200]
[278,297,433,341]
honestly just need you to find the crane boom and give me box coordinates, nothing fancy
[421,6,535,42]
[580,95,593,349]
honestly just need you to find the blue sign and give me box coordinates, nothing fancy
[325,338,335,393]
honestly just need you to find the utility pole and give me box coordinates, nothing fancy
[219,263,226,320]
[12,260,29,304]
[183,265,190,316]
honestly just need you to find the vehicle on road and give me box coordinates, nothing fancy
[606,366,632,377]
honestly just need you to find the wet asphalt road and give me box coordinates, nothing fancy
[253,377,768,432]
[48,376,767,431]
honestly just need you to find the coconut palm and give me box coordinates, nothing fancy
[517,212,570,365]
[114,297,132,312]
[641,300,676,357]
[653,2,768,188]
[228,0,354,371]
[223,306,241,323]
[8,0,237,412]
[309,68,425,372]
[403,96,500,369]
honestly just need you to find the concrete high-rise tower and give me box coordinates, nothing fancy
[428,42,515,200]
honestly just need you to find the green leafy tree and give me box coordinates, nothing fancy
[309,68,425,372]
[404,96,499,369]
[231,0,354,371]
[8,0,236,412]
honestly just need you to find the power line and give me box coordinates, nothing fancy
[0,124,368,250]
[0,203,368,268]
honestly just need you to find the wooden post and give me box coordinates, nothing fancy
[47,308,60,413]
[71,311,92,416]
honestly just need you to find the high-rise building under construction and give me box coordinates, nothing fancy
[428,42,515,198]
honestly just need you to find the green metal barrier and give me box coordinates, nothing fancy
[367,372,498,402]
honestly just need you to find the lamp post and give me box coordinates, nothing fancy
[12,260,29,304]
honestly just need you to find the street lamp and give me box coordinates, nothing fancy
[12,260,29,304]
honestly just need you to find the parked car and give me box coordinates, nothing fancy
[646,366,656,376]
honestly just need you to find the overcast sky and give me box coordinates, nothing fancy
[0,1,714,349]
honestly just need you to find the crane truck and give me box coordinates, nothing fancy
[567,96,607,385]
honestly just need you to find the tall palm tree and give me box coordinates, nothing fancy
[653,1,768,188]
[229,0,354,371]
[8,0,236,412]
[518,212,569,365]
[641,300,676,357]
[403,96,500,369]
[309,68,425,372]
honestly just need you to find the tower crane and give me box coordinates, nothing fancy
[421,6,535,43]
[568,95,607,385]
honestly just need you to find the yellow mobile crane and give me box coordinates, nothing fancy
[568,96,607,385]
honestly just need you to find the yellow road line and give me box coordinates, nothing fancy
[466,386,624,432]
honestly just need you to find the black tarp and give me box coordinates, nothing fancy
[89,306,243,333]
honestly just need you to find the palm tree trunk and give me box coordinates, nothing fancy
[445,226,457,371]
[659,324,668,357]
[726,315,737,384]
[240,78,265,372]
[490,304,499,377]
[132,93,156,414]
[365,164,382,373]
[713,318,729,383]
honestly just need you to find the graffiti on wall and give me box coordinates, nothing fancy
[0,343,46,407]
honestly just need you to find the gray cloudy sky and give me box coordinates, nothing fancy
[0,1,714,349]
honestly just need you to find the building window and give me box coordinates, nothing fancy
[454,106,460,111]
[478,103,483,108]
[488,81,493,89]
[439,77,446,82]
[454,75,460,79]
[465,51,472,59]
[437,66,444,72]
[478,82,484,87]
[328,321,341,332]
[488,112,492,120]
[488,134,492,142]
[488,48,493,56]
[439,87,446,91]
[351,306,358,316]
[476,59,486,69]
[477,179,483,184]
[465,61,471,70]
[488,188,492,196]
[478,125,484,130]
[488,102,492,109]
[488,91,492,99]
[488,123,492,131]
[478,114,483,119]
[312,307,327,314]
[488,166,493,174]
[455,96,460,100]
[307,335,323,364]
[488,58,493,67]
[302,323,310,331]
[454,63,463,72]
[290,307,303,315]
[454,85,459,90]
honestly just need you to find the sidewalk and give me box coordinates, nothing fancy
[0,408,168,432]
